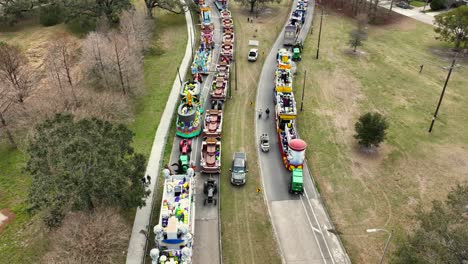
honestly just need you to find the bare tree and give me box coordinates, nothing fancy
[81,31,112,90]
[0,42,35,104]
[349,13,368,52]
[42,208,130,264]
[119,9,153,53]
[0,86,16,147]
[45,34,80,110]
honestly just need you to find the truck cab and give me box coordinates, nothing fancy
[289,168,304,194]
[230,152,247,185]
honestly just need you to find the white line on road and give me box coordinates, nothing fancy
[300,196,327,261]
[303,189,336,264]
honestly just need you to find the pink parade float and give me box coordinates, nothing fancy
[220,9,231,19]
[201,25,214,48]
[210,74,228,100]
[200,137,222,174]
[221,42,234,59]
[216,57,230,74]
[222,32,234,43]
[203,110,223,138]
[222,18,233,29]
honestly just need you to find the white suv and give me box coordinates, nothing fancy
[248,48,258,61]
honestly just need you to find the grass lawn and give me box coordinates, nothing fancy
[129,10,187,157]
[410,0,427,7]
[295,11,468,263]
[219,2,290,263]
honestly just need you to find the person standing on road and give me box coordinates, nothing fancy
[265,108,270,118]
[258,109,262,118]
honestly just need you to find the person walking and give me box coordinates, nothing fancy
[146,175,151,184]
[265,108,270,118]
[258,109,262,118]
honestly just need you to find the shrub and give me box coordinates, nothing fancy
[66,15,97,36]
[430,0,447,11]
[39,4,64,27]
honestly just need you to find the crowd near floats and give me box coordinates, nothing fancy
[149,0,234,263]
[273,0,310,194]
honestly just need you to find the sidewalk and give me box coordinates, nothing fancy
[379,0,446,25]
[125,3,195,264]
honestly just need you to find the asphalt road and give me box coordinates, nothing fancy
[168,1,222,263]
[255,1,350,263]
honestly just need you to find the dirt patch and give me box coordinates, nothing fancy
[0,208,16,232]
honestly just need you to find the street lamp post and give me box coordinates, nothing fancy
[367,228,393,264]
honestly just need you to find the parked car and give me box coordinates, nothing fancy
[248,48,258,61]
[396,1,413,9]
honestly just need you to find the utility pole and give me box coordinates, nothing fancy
[300,70,307,111]
[316,6,324,60]
[234,58,238,91]
[428,58,457,133]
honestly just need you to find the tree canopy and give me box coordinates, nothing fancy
[393,184,468,263]
[62,0,132,23]
[354,112,388,148]
[434,6,468,50]
[26,114,149,227]
[144,0,185,17]
[0,0,132,26]
[234,0,280,13]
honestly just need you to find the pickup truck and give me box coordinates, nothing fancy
[230,152,247,185]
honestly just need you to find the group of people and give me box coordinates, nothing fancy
[258,108,270,118]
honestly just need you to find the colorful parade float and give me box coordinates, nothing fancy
[150,168,195,264]
[203,109,223,138]
[176,82,203,138]
[191,5,214,75]
[274,49,293,94]
[274,49,307,172]
[200,137,222,174]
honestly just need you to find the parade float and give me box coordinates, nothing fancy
[220,9,231,19]
[150,168,196,264]
[203,110,223,138]
[191,44,212,75]
[275,116,307,171]
[176,90,203,138]
[200,5,212,26]
[200,137,221,174]
[210,73,228,100]
[180,80,201,97]
[275,92,297,119]
[277,48,293,69]
[275,68,293,93]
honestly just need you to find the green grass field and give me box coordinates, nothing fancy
[410,0,427,7]
[295,11,468,263]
